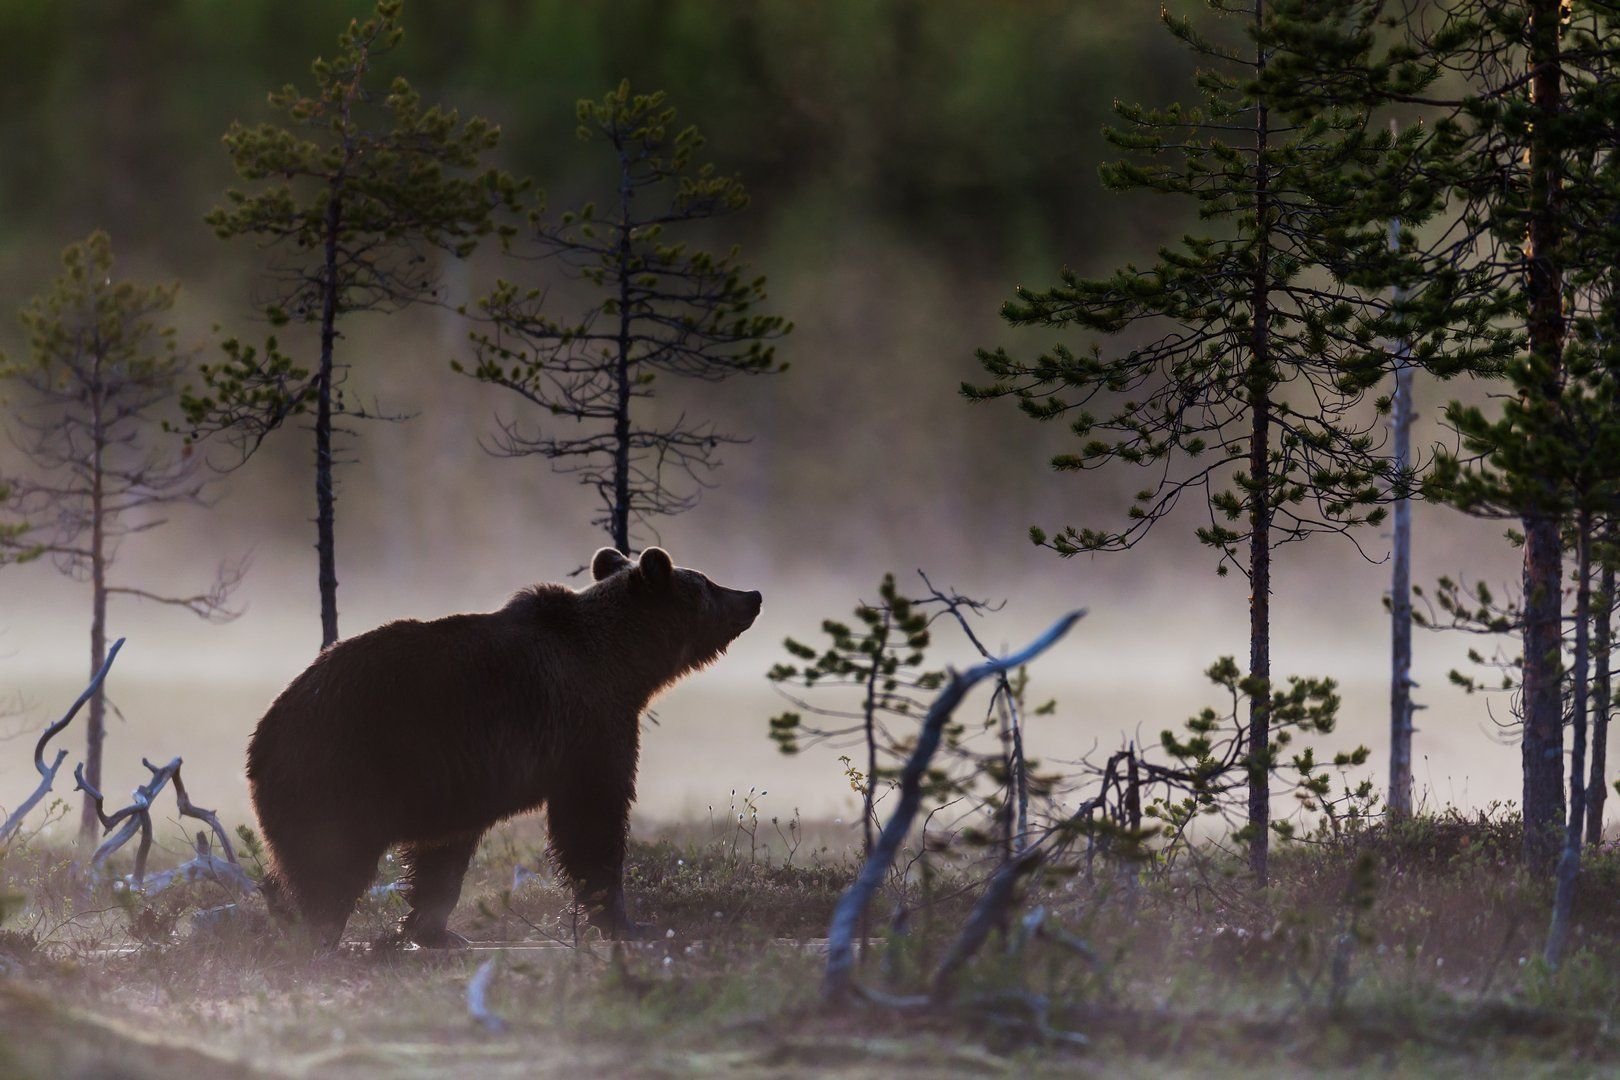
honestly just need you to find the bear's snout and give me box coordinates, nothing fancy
[733,589,763,630]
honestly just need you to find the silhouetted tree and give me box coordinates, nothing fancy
[455,82,789,555]
[964,0,1468,883]
[1400,0,1620,867]
[0,232,242,840]
[180,0,516,647]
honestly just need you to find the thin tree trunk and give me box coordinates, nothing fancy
[1521,0,1568,870]
[611,152,634,555]
[80,344,108,842]
[1246,0,1274,885]
[1546,510,1592,966]
[1008,686,1029,852]
[996,687,1013,860]
[856,611,885,962]
[1588,551,1613,845]
[1388,206,1416,820]
[315,188,342,650]
[860,611,885,863]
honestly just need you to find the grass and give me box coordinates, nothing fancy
[0,805,1618,1077]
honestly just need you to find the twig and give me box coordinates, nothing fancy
[823,610,1085,1003]
[919,572,1032,851]
[0,637,125,843]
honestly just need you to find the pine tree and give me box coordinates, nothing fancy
[767,573,1058,862]
[964,0,1459,883]
[455,82,789,555]
[0,231,242,839]
[1408,0,1620,866]
[180,0,517,648]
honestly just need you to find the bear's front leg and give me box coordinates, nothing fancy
[396,831,482,948]
[546,771,647,940]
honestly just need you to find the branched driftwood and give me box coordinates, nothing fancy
[142,831,256,895]
[0,637,125,843]
[77,755,244,890]
[823,610,1084,1004]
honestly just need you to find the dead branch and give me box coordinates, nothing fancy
[929,846,1043,1004]
[142,831,256,895]
[919,571,1031,851]
[823,609,1085,1004]
[0,637,125,843]
[467,956,507,1033]
[76,755,244,890]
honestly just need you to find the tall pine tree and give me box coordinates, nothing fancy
[966,0,1467,882]
[181,0,516,647]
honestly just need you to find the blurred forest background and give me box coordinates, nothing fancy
[0,0,1519,828]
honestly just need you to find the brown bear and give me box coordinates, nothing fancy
[245,547,761,947]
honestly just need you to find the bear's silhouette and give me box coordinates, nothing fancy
[246,547,761,947]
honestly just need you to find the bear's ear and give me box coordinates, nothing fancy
[637,547,673,587]
[591,547,631,581]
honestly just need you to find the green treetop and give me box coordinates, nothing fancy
[455,82,789,555]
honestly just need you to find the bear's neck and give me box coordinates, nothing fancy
[568,592,692,712]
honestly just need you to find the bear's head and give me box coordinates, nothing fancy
[591,547,762,672]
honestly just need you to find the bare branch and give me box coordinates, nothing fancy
[76,755,244,890]
[0,637,126,843]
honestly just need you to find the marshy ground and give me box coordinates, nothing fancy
[1,809,1617,1078]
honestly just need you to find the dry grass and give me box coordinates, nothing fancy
[0,807,1618,1077]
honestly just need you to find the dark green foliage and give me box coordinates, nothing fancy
[456,81,789,553]
[1149,655,1373,847]
[188,0,517,436]
[966,2,1464,567]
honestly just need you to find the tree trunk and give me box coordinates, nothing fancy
[861,612,885,864]
[1588,553,1613,845]
[1246,0,1274,885]
[611,152,634,555]
[1520,0,1568,869]
[80,346,108,842]
[1388,209,1416,820]
[315,188,343,650]
[1546,509,1592,966]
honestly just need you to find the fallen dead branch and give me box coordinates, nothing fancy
[77,756,245,891]
[823,609,1084,1004]
[467,956,507,1033]
[0,638,125,843]
[142,831,256,896]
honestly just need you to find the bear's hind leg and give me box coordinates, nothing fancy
[397,832,481,948]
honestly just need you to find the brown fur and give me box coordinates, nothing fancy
[245,547,761,947]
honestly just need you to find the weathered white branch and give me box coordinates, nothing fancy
[0,637,125,843]
[467,956,507,1032]
[143,831,256,895]
[823,610,1085,1003]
